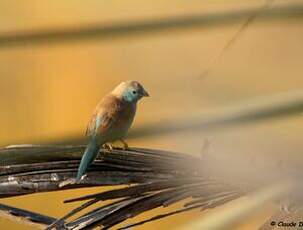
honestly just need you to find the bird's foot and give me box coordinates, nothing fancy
[102,143,114,151]
[119,139,129,150]
[59,178,78,187]
[59,174,88,187]
[80,174,87,181]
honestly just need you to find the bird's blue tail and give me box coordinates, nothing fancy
[76,138,100,180]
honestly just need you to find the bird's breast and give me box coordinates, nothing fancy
[106,101,136,140]
[118,102,136,128]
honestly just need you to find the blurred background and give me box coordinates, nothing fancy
[0,0,302,229]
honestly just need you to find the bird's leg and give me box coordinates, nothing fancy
[119,139,129,150]
[102,143,114,151]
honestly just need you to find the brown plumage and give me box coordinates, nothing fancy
[86,94,136,143]
[76,81,149,180]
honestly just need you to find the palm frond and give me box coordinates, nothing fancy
[0,145,244,229]
[0,203,57,229]
[0,143,301,229]
[182,183,293,230]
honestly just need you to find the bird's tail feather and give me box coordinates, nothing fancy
[76,138,100,181]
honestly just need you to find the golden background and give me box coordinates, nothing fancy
[0,0,302,229]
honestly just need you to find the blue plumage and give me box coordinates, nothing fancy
[76,137,100,180]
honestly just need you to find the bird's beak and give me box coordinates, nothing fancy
[142,89,150,97]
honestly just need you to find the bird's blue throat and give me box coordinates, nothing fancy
[122,90,139,102]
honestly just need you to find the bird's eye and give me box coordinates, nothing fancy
[132,91,137,94]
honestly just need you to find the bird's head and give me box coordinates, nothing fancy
[112,80,149,103]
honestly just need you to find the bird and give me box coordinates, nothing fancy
[76,80,149,181]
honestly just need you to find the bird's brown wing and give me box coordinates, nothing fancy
[85,112,100,136]
[85,95,120,137]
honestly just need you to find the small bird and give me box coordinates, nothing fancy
[76,80,149,181]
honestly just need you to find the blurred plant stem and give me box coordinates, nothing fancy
[0,3,302,48]
[8,90,302,147]
[200,0,274,79]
